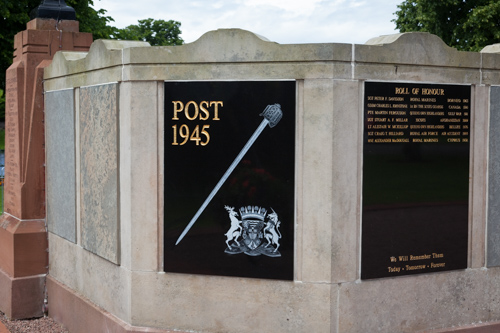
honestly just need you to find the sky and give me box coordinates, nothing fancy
[90,0,403,45]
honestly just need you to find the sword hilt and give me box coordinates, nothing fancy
[260,104,282,128]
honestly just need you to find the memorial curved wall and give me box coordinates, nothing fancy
[43,30,500,333]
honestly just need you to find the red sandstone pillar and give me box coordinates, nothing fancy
[0,18,92,320]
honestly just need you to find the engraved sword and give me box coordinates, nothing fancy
[175,104,283,245]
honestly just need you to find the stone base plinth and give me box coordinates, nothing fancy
[0,215,48,320]
[0,214,48,278]
[0,267,45,320]
[0,321,8,333]
[426,322,500,333]
[46,274,500,333]
[46,276,180,333]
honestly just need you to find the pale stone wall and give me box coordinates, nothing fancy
[43,30,500,332]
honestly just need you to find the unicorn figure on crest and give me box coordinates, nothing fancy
[264,208,282,253]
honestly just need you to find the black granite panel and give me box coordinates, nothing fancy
[164,81,295,280]
[362,82,470,279]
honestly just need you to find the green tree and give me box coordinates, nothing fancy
[0,0,115,120]
[0,88,4,120]
[114,18,183,46]
[0,0,39,104]
[66,0,116,40]
[0,1,184,120]
[393,0,500,51]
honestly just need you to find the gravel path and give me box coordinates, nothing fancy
[0,311,68,333]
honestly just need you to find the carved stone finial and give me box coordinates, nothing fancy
[30,0,76,21]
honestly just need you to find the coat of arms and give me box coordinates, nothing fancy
[224,205,282,257]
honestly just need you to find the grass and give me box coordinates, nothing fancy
[0,129,4,213]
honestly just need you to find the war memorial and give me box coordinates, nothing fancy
[2,1,500,332]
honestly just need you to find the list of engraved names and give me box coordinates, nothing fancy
[5,74,19,210]
[362,82,470,279]
[366,83,470,144]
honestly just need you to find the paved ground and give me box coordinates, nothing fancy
[0,311,68,333]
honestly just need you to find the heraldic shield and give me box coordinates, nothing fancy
[224,205,282,257]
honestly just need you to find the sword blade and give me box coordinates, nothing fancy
[175,118,270,245]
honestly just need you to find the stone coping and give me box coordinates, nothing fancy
[43,29,500,89]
